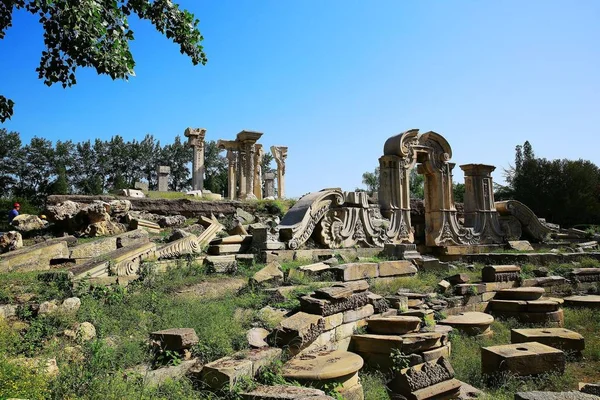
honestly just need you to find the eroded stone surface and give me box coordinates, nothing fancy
[150,328,199,350]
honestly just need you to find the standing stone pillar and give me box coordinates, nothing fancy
[236,131,263,200]
[460,164,497,227]
[184,128,207,191]
[264,172,276,198]
[157,166,171,192]
[253,144,265,200]
[226,150,237,200]
[271,146,288,199]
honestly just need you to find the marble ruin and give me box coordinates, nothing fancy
[218,131,264,200]
[271,145,288,199]
[185,127,207,191]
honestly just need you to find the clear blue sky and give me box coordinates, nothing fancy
[1,1,599,197]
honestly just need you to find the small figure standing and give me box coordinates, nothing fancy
[8,202,20,223]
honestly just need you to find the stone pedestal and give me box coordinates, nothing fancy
[157,166,170,192]
[184,128,207,191]
[271,146,288,199]
[264,172,276,198]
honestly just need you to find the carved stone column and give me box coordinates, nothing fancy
[460,164,497,227]
[157,166,171,192]
[226,150,237,200]
[184,128,207,191]
[264,172,276,198]
[236,131,263,200]
[253,144,264,200]
[271,146,288,199]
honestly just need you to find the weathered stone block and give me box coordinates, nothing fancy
[200,357,253,389]
[322,313,344,331]
[342,304,374,323]
[241,385,332,399]
[388,357,455,396]
[495,287,545,301]
[0,239,70,273]
[482,265,521,282]
[367,316,421,335]
[314,280,369,300]
[333,263,378,282]
[511,328,585,352]
[335,320,367,342]
[150,328,199,351]
[299,292,369,317]
[234,347,283,375]
[377,260,417,277]
[481,342,565,376]
[270,312,324,350]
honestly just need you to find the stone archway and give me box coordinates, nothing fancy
[379,129,505,247]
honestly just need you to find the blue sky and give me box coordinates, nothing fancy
[1,1,599,197]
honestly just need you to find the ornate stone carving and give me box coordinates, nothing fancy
[155,235,202,259]
[278,188,344,250]
[271,146,288,199]
[495,200,558,242]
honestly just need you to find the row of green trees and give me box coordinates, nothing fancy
[0,129,275,207]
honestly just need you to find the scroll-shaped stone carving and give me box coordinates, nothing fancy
[495,200,558,242]
[155,235,201,259]
[316,192,387,249]
[279,188,344,250]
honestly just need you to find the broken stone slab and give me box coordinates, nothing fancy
[269,312,325,350]
[481,342,565,376]
[343,304,374,323]
[521,276,568,287]
[332,263,378,282]
[482,265,521,282]
[508,240,534,251]
[129,218,161,234]
[386,295,409,311]
[495,287,545,301]
[150,328,199,351]
[512,328,585,353]
[366,292,389,314]
[437,280,451,293]
[233,347,283,376]
[515,391,600,400]
[197,214,224,248]
[564,295,600,309]
[70,241,156,279]
[247,328,270,348]
[313,280,369,300]
[377,260,418,277]
[447,273,470,285]
[208,243,251,255]
[0,237,72,273]
[200,356,253,390]
[299,292,369,317]
[251,262,284,286]
[388,357,456,397]
[241,385,333,399]
[439,312,494,336]
[11,214,48,232]
[204,255,238,274]
[140,359,199,388]
[69,229,149,260]
[367,316,421,335]
[458,381,484,399]
[454,283,486,296]
[400,309,435,327]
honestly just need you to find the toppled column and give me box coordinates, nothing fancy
[271,145,288,199]
[157,166,171,192]
[184,127,207,191]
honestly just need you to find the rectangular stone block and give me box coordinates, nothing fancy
[335,320,367,341]
[333,263,378,282]
[511,328,585,352]
[481,342,565,376]
[200,357,253,389]
[343,304,374,323]
[150,328,199,350]
[204,255,238,273]
[482,265,520,282]
[323,313,344,331]
[129,218,161,233]
[0,239,70,273]
[299,292,369,317]
[351,334,402,355]
[378,260,418,277]
[270,312,324,350]
[233,347,283,375]
[483,281,519,291]
[314,280,369,300]
[454,284,486,296]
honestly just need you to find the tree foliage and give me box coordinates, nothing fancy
[361,167,379,195]
[501,141,600,227]
[0,129,229,207]
[0,0,207,122]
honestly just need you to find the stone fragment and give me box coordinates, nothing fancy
[495,287,545,301]
[200,356,253,389]
[157,215,186,228]
[508,240,534,251]
[437,280,451,293]
[150,328,199,351]
[14,357,59,377]
[258,306,288,327]
[247,328,270,348]
[377,260,417,277]
[388,357,455,395]
[270,312,325,350]
[351,334,402,354]
[333,263,378,282]
[0,304,17,319]
[481,342,565,376]
[515,391,599,400]
[521,276,568,287]
[386,295,409,311]
[204,255,238,273]
[454,284,486,296]
[38,301,59,315]
[458,381,484,399]
[251,262,284,285]
[482,265,520,282]
[234,347,283,375]
[447,273,470,285]
[84,220,127,237]
[299,292,369,317]
[400,332,444,354]
[366,292,389,313]
[142,359,198,387]
[61,297,81,314]
[11,214,48,232]
[71,241,156,279]
[77,322,97,342]
[511,328,585,352]
[0,238,70,273]
[322,313,344,331]
[342,304,374,323]
[241,385,332,399]
[564,295,600,309]
[0,231,23,253]
[367,316,421,335]
[314,280,369,300]
[129,218,161,234]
